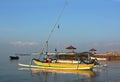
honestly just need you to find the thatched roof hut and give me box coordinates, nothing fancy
[66,45,76,53]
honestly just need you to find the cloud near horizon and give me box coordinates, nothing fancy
[10,41,39,46]
[9,41,120,52]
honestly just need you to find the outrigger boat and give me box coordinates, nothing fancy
[18,1,95,71]
[19,53,94,70]
[32,58,94,70]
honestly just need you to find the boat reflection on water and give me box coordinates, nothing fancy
[19,68,95,77]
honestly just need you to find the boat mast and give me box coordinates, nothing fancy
[41,1,67,55]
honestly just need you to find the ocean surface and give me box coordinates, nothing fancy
[0,55,120,82]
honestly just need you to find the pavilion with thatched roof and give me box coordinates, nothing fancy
[66,45,76,53]
[89,48,97,54]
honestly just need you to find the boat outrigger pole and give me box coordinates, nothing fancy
[40,1,67,55]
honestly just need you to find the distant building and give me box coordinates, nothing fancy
[66,45,76,53]
[89,48,96,54]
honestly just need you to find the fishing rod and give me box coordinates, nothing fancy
[40,0,68,55]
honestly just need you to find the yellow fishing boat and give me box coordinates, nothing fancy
[24,2,94,71]
[32,59,94,70]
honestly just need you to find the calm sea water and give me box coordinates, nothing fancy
[0,55,120,82]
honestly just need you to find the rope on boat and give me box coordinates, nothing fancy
[40,0,68,56]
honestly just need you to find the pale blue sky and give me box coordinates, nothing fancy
[0,0,120,55]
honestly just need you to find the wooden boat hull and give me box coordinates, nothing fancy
[18,64,94,77]
[32,59,94,70]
